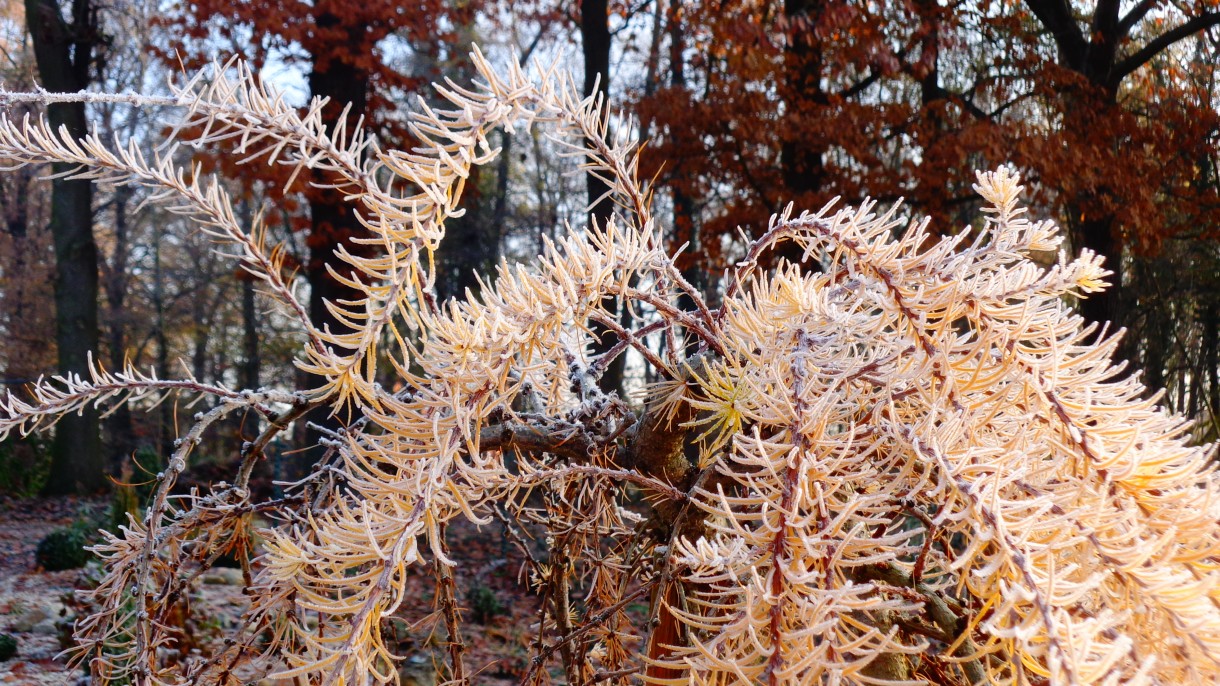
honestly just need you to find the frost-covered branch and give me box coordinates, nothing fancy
[1,49,1217,686]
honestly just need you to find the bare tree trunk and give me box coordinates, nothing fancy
[191,305,209,383]
[236,198,263,474]
[581,0,628,396]
[239,199,260,392]
[772,0,829,271]
[301,10,372,474]
[152,227,173,459]
[1,166,34,349]
[781,0,828,204]
[667,1,703,317]
[27,0,105,495]
[1073,213,1123,330]
[1203,299,1219,427]
[104,185,136,472]
[581,0,612,224]
[490,130,513,246]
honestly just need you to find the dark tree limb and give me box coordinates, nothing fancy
[1023,0,1088,66]
[1113,12,1220,84]
[1118,0,1158,34]
[626,355,711,486]
[479,420,597,463]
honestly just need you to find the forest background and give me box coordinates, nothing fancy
[1,0,1218,497]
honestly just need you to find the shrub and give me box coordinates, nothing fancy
[0,435,51,496]
[0,50,1217,684]
[0,633,16,661]
[468,583,502,625]
[35,526,91,572]
[105,482,140,536]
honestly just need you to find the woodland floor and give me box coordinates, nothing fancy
[0,495,561,685]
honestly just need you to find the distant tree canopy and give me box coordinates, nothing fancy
[635,0,1220,426]
[641,2,1219,286]
[157,0,1220,442]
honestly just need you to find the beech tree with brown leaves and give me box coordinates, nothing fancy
[1017,0,1220,332]
[638,1,1220,331]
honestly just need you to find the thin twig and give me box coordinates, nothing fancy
[521,577,659,686]
[435,525,469,685]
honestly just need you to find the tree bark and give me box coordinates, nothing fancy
[26,0,105,495]
[104,186,136,473]
[1073,213,1123,330]
[239,199,261,391]
[581,0,613,224]
[667,1,705,324]
[581,0,628,396]
[152,226,173,459]
[301,10,372,473]
[774,0,828,269]
[782,0,828,204]
[1203,298,1219,426]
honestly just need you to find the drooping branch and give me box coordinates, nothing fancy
[0,362,289,439]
